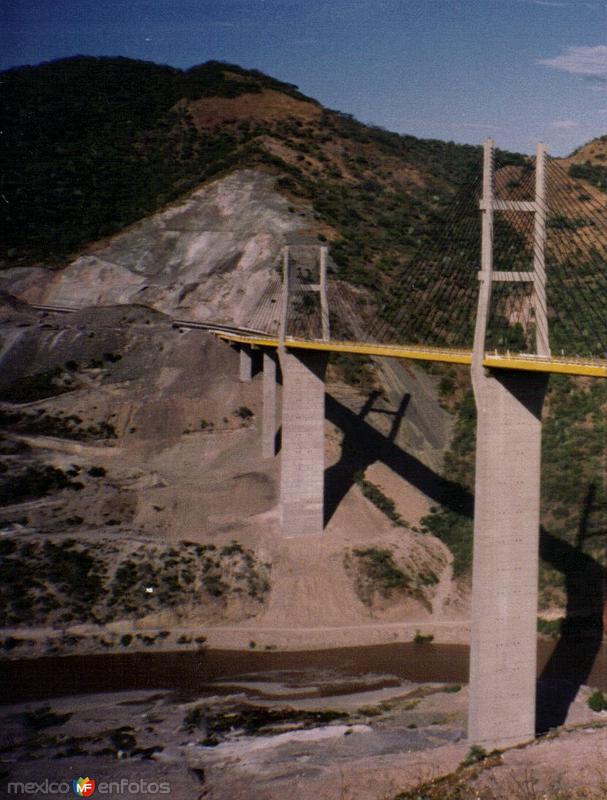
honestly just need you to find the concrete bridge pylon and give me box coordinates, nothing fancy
[468,369,547,748]
[279,349,328,536]
[277,245,329,536]
[468,139,550,748]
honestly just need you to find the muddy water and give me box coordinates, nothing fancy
[1,639,606,704]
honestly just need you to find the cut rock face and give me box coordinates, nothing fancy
[3,170,317,326]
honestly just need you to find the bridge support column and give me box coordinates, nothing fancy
[279,350,327,536]
[468,369,547,750]
[239,346,253,382]
[262,350,278,459]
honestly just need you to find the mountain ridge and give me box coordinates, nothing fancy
[0,56,504,273]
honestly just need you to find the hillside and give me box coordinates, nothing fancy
[563,134,607,191]
[0,56,606,645]
[0,55,507,279]
[0,294,464,657]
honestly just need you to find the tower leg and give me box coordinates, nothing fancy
[262,350,278,458]
[468,370,547,749]
[279,350,327,536]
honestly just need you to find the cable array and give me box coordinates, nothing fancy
[243,154,606,362]
[543,159,607,357]
[364,153,607,359]
[368,168,484,349]
[246,269,282,334]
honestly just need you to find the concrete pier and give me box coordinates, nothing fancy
[279,350,327,536]
[239,346,253,382]
[262,350,278,459]
[468,369,547,749]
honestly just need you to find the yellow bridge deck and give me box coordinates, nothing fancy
[217,332,607,379]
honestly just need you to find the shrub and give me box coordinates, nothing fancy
[0,465,84,506]
[462,744,488,767]
[353,548,408,595]
[183,706,205,731]
[221,542,244,556]
[588,691,607,712]
[354,473,405,526]
[537,617,562,639]
[0,368,74,403]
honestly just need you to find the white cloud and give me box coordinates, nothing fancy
[552,119,579,129]
[538,45,607,82]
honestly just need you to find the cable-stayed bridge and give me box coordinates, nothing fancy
[219,141,607,378]
[220,141,606,754]
[29,140,606,755]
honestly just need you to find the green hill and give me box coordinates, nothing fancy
[0,55,518,274]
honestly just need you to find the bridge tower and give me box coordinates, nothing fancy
[468,139,549,748]
[278,245,329,536]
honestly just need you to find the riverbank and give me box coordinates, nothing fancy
[1,662,607,800]
[0,619,471,661]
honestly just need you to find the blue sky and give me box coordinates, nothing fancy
[2,0,606,156]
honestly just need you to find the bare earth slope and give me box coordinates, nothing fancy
[0,290,465,657]
[1,169,318,324]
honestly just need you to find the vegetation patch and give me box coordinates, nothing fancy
[353,547,408,592]
[184,704,346,741]
[0,409,117,441]
[346,542,441,610]
[0,367,78,404]
[233,406,254,421]
[588,691,607,713]
[354,472,406,526]
[537,616,563,639]
[329,352,378,391]
[0,536,271,627]
[0,464,83,506]
[569,160,607,193]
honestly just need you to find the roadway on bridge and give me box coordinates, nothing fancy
[31,304,607,378]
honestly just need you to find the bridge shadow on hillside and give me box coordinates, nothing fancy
[324,390,473,526]
[536,497,606,733]
[325,391,605,734]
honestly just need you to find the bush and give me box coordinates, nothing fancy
[0,368,74,403]
[183,706,204,731]
[462,744,488,766]
[537,617,562,639]
[353,548,408,595]
[354,473,405,526]
[0,465,84,506]
[588,691,607,712]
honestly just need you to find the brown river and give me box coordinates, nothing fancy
[1,639,606,704]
